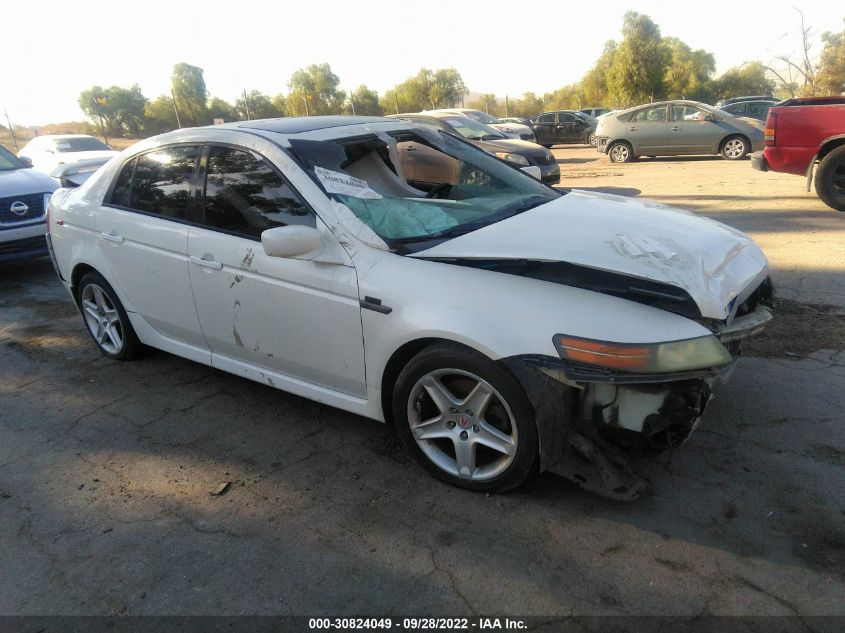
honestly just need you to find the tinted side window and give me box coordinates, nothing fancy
[537,113,555,123]
[110,158,135,207]
[203,146,314,238]
[633,106,668,122]
[131,147,199,219]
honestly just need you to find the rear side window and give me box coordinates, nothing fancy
[109,146,199,219]
[202,146,314,238]
[537,113,555,123]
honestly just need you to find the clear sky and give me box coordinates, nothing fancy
[2,0,842,125]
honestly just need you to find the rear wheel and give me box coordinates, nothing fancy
[77,272,141,360]
[608,141,634,163]
[392,344,538,492]
[814,145,845,211]
[588,133,597,147]
[720,135,749,160]
[541,144,553,149]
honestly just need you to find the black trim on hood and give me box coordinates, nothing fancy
[424,258,703,320]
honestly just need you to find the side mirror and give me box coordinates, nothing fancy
[703,114,717,122]
[261,225,323,259]
[19,156,33,168]
[521,165,542,180]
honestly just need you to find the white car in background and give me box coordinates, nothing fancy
[47,115,773,498]
[0,144,58,263]
[18,134,119,174]
[431,108,536,142]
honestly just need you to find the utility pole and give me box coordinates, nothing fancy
[349,96,355,115]
[242,89,252,120]
[505,95,509,117]
[302,95,309,117]
[3,107,18,151]
[170,89,182,128]
[394,94,399,114]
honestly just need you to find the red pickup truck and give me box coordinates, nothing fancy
[750,96,845,211]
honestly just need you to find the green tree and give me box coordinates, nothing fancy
[144,95,179,135]
[171,63,208,126]
[662,38,715,100]
[606,12,668,106]
[345,85,382,115]
[236,90,283,119]
[711,63,775,102]
[580,41,617,106]
[271,94,288,116]
[287,63,346,115]
[469,93,498,114]
[207,97,238,123]
[817,21,845,95]
[430,68,467,108]
[79,84,147,137]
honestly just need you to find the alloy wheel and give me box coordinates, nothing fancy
[723,138,746,159]
[406,368,518,481]
[81,283,124,355]
[610,144,630,162]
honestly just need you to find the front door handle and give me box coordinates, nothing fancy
[405,146,416,152]
[189,255,223,270]
[629,126,639,131]
[100,232,124,244]
[671,126,681,131]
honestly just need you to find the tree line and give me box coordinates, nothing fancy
[78,13,845,138]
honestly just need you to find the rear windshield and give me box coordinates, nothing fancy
[55,137,111,152]
[288,126,561,253]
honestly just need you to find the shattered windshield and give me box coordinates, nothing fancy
[288,126,561,252]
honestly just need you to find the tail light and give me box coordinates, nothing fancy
[764,111,777,146]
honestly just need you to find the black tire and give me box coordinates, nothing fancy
[814,145,845,211]
[607,141,634,163]
[588,132,597,147]
[392,343,539,493]
[541,144,553,149]
[720,135,749,160]
[77,271,142,360]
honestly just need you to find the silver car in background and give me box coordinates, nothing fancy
[595,100,764,163]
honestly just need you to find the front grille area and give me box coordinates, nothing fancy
[0,193,47,224]
[532,154,557,166]
[0,235,47,256]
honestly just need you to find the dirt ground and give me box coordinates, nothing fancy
[0,144,843,625]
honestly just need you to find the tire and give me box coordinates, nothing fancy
[541,144,553,149]
[77,272,141,360]
[608,141,634,163]
[814,145,845,211]
[588,133,597,147]
[392,343,539,493]
[720,135,749,160]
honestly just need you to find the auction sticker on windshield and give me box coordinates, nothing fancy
[314,166,382,199]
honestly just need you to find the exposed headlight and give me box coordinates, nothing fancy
[495,152,530,166]
[553,334,733,373]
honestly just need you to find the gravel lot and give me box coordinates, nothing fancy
[1,147,843,621]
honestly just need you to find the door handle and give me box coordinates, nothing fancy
[629,126,638,131]
[100,232,124,244]
[406,146,416,152]
[189,255,223,270]
[671,126,681,131]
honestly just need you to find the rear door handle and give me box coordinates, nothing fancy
[100,232,124,244]
[406,146,416,152]
[629,126,638,131]
[189,255,223,270]
[671,126,681,131]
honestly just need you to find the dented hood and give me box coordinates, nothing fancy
[410,190,768,320]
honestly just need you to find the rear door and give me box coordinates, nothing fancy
[186,144,366,397]
[627,105,671,154]
[98,145,207,355]
[555,113,580,143]
[533,113,557,145]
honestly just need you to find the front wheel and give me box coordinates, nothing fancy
[721,135,749,160]
[814,145,845,211]
[588,133,597,147]
[392,344,539,492]
[77,272,141,360]
[608,141,634,163]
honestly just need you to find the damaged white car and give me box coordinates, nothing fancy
[47,116,773,498]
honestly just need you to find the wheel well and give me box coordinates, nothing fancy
[818,138,845,162]
[720,133,750,151]
[70,263,97,305]
[380,337,486,424]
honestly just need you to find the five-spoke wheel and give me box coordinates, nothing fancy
[77,272,141,360]
[393,344,538,491]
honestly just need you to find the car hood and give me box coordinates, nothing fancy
[410,190,768,320]
[478,137,548,156]
[0,167,58,195]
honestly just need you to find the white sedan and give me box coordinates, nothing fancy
[47,116,773,497]
[18,134,119,174]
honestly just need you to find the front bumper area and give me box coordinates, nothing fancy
[0,222,49,264]
[750,150,768,172]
